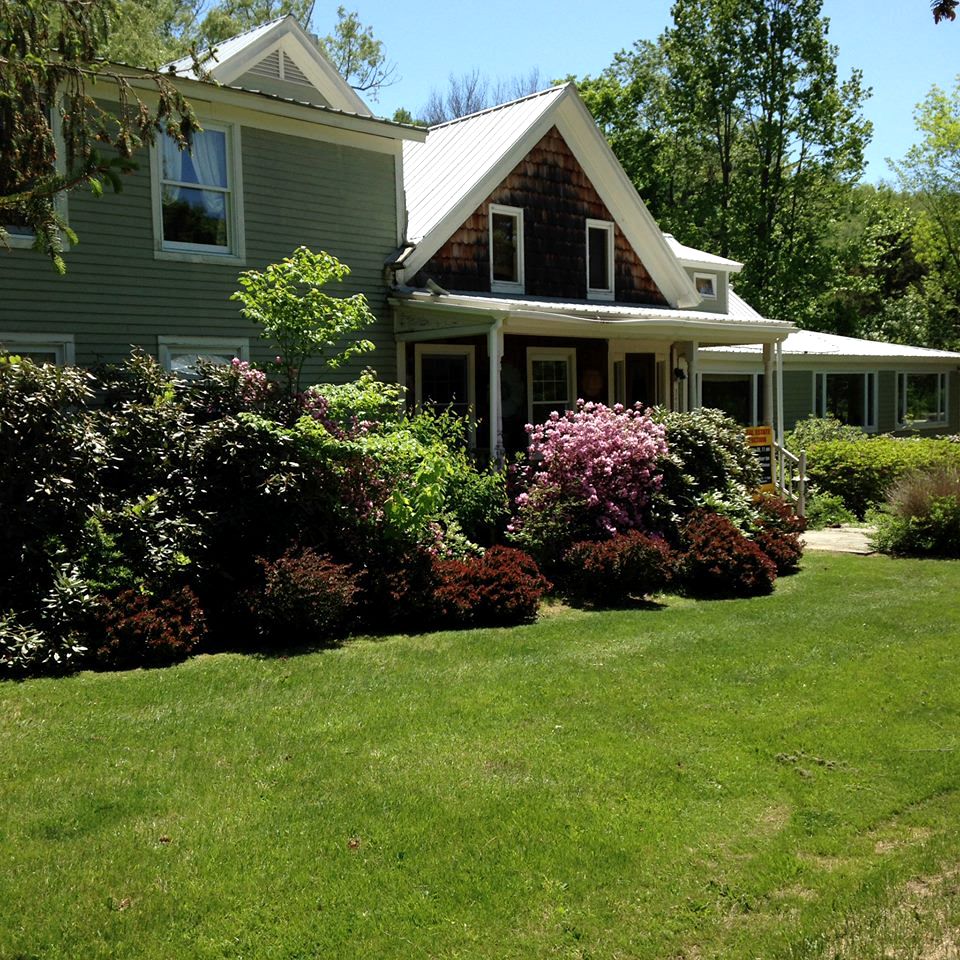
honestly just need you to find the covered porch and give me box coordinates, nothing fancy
[390,289,794,460]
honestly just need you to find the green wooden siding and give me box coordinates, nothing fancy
[877,370,898,433]
[0,124,399,385]
[781,370,813,431]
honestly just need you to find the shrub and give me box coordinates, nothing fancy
[650,407,762,530]
[254,548,360,646]
[0,611,88,678]
[562,532,674,606]
[751,496,805,575]
[786,415,868,449]
[804,488,857,529]
[804,437,960,517]
[93,587,206,670]
[510,401,668,560]
[434,546,550,628]
[872,466,960,558]
[678,509,777,598]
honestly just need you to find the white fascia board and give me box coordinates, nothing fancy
[126,74,424,150]
[400,104,561,278]
[209,17,373,117]
[554,93,701,309]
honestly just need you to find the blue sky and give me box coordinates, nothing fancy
[317,0,959,182]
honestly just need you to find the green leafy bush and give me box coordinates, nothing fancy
[786,415,868,449]
[561,532,674,606]
[804,438,960,518]
[804,488,857,529]
[872,466,960,558]
[0,611,87,678]
[254,548,360,646]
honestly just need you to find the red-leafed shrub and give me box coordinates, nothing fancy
[256,547,359,646]
[562,531,674,606]
[94,586,206,669]
[434,546,550,627]
[752,496,806,575]
[678,509,777,598]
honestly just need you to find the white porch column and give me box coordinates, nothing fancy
[487,319,504,464]
[762,342,775,428]
[685,340,700,410]
[396,340,407,398]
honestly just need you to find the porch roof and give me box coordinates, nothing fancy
[390,287,794,345]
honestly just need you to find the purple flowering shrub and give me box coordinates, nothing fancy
[509,401,668,563]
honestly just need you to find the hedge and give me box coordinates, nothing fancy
[804,438,960,518]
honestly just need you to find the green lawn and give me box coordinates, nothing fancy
[3,553,960,959]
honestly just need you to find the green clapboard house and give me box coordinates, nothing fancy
[0,16,424,384]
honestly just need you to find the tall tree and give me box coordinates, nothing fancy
[577,0,871,326]
[1,0,198,271]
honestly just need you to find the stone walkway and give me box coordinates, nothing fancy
[802,525,876,555]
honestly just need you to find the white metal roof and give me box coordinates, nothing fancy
[703,327,960,359]
[164,18,285,79]
[663,234,743,272]
[402,86,567,245]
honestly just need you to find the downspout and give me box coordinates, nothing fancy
[487,317,504,465]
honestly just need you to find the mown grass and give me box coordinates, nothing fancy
[2,553,960,959]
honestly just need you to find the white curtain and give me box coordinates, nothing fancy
[189,131,227,220]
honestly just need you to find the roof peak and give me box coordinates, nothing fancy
[427,84,570,131]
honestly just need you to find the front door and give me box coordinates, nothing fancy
[625,353,657,408]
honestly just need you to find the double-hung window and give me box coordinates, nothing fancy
[898,372,948,428]
[586,219,614,300]
[814,371,877,431]
[489,204,524,293]
[527,348,576,425]
[156,124,242,259]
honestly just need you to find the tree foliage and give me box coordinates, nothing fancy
[577,0,871,326]
[0,0,199,270]
[420,68,544,125]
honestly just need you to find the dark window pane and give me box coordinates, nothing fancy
[491,213,518,283]
[162,186,228,247]
[825,373,866,426]
[903,373,944,424]
[588,226,609,290]
[421,354,470,418]
[702,374,752,425]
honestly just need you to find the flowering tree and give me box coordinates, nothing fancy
[510,401,668,560]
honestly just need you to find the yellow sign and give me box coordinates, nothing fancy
[745,425,776,493]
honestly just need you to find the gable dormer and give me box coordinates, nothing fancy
[412,125,668,305]
[163,16,372,116]
[662,234,742,315]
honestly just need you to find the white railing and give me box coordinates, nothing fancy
[776,443,807,518]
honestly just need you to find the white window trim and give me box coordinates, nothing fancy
[526,347,577,424]
[157,336,249,372]
[0,332,75,365]
[414,343,477,440]
[812,370,878,433]
[150,121,246,265]
[586,218,615,301]
[897,371,949,429]
[694,272,717,300]
[489,203,524,294]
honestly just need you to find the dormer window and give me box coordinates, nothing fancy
[695,273,717,299]
[586,219,614,300]
[489,204,524,293]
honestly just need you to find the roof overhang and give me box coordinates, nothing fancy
[391,289,794,346]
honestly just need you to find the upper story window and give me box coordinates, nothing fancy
[155,124,243,261]
[695,273,717,299]
[898,372,948,428]
[586,219,614,300]
[2,210,35,249]
[489,204,524,293]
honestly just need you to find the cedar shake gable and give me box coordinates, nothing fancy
[413,126,668,306]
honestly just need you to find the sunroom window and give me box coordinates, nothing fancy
[489,204,524,292]
[814,372,877,431]
[159,126,236,255]
[898,372,948,428]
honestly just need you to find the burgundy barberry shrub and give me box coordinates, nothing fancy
[95,586,206,669]
[752,496,806,575]
[433,546,550,628]
[562,531,674,605]
[510,402,669,561]
[678,509,777,598]
[256,547,359,646]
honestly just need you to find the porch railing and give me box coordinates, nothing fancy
[775,442,807,518]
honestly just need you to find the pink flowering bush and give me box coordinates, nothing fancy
[509,401,669,564]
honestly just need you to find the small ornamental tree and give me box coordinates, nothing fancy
[231,247,377,394]
[510,401,669,561]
